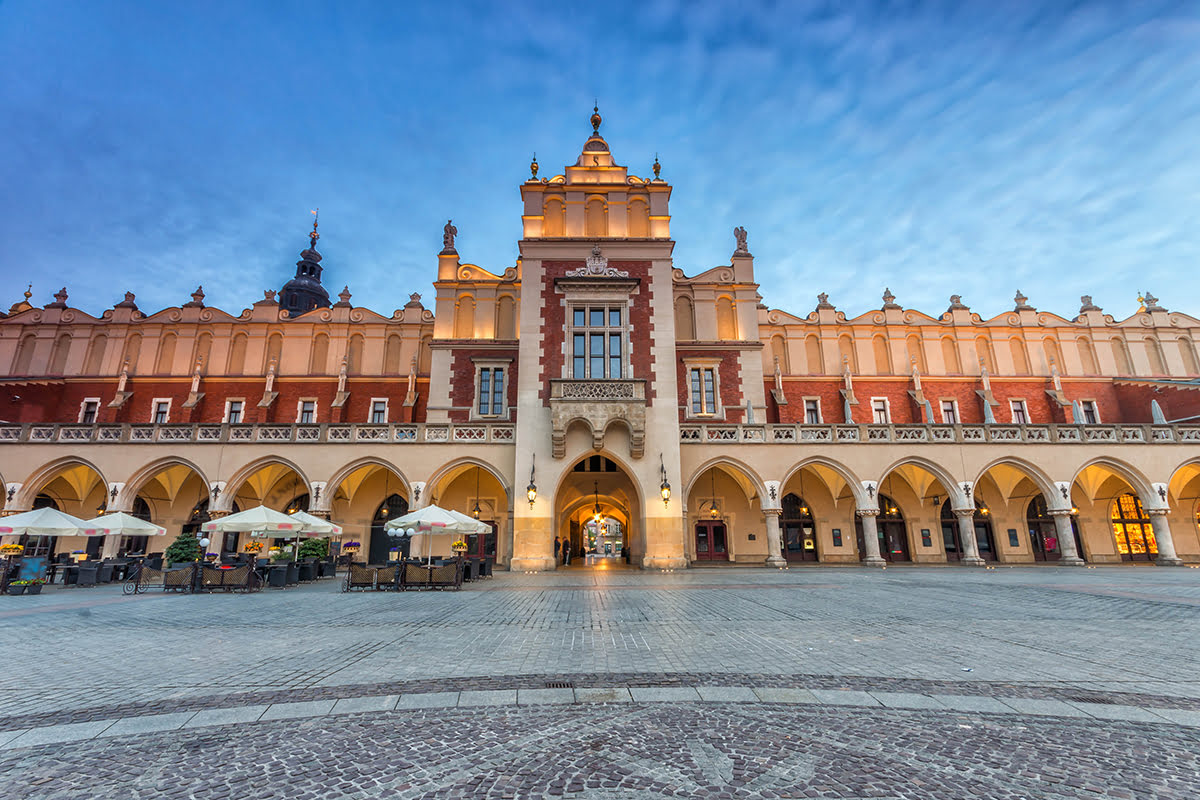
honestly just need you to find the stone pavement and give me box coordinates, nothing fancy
[0,565,1198,798]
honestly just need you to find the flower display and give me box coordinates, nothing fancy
[0,544,23,555]
[451,540,468,550]
[243,541,264,553]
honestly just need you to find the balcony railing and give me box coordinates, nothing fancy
[0,422,516,445]
[679,422,1200,445]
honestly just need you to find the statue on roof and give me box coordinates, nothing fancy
[733,226,749,255]
[441,219,458,255]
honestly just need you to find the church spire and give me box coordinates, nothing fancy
[279,210,332,317]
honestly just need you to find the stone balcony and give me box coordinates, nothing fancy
[678,422,1200,445]
[548,379,647,459]
[0,422,516,446]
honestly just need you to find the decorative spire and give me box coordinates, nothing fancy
[590,103,602,134]
[334,286,352,307]
[183,286,205,308]
[946,294,969,312]
[1014,290,1034,311]
[816,292,834,310]
[882,288,899,309]
[310,208,320,248]
[1079,295,1101,313]
[652,154,661,180]
[530,153,538,179]
[46,287,68,309]
[115,291,139,310]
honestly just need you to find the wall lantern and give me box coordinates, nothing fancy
[659,454,671,507]
[526,459,537,508]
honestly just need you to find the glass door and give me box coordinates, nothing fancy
[694,522,728,561]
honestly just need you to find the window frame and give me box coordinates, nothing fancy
[802,397,822,425]
[369,397,389,424]
[223,398,245,424]
[471,360,511,420]
[939,399,959,425]
[296,398,318,425]
[78,397,101,424]
[151,398,171,425]
[870,397,890,424]
[568,302,628,380]
[1079,399,1100,424]
[1009,399,1028,425]
[684,359,722,419]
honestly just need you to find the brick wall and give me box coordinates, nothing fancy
[447,346,519,423]
[676,350,745,423]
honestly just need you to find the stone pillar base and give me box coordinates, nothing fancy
[1156,555,1185,567]
[1060,556,1085,567]
[766,556,787,568]
[862,556,886,567]
[642,555,687,570]
[960,557,986,567]
[509,556,557,572]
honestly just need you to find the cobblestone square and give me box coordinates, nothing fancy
[0,565,1198,798]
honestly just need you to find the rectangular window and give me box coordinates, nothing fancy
[79,399,100,424]
[569,304,624,379]
[1010,399,1028,425]
[152,399,170,424]
[226,400,244,424]
[477,368,505,416]
[370,399,388,424]
[298,400,316,424]
[689,367,717,415]
[940,400,958,425]
[871,398,890,424]
[804,398,821,424]
[1080,400,1099,424]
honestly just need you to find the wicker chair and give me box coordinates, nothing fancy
[342,563,377,592]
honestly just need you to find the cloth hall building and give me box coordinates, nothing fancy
[2,109,1200,570]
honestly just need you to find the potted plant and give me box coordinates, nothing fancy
[243,541,264,554]
[451,539,469,554]
[0,543,23,557]
[25,578,46,595]
[298,538,329,561]
[6,580,29,595]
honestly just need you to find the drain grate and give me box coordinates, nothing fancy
[545,681,574,689]
[1065,695,1119,705]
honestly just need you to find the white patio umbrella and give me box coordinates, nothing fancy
[0,507,109,537]
[384,505,478,564]
[284,510,343,537]
[83,511,167,538]
[200,504,310,562]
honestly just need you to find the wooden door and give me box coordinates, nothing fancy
[694,522,728,561]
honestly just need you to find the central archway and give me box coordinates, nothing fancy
[554,453,642,567]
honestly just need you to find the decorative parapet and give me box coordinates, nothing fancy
[548,379,647,459]
[678,423,1199,445]
[0,422,516,445]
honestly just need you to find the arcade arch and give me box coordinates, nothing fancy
[684,461,764,563]
[555,453,643,566]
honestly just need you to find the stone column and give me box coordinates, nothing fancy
[953,509,985,566]
[856,510,885,567]
[764,510,786,568]
[1148,509,1184,566]
[1049,509,1084,566]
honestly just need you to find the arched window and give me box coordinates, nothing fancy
[674,296,695,340]
[309,333,329,374]
[1010,337,1030,376]
[941,337,961,374]
[805,335,823,375]
[716,297,738,340]
[627,198,649,237]
[283,493,309,514]
[543,198,565,237]
[976,337,995,375]
[12,334,37,375]
[873,335,892,375]
[155,333,177,374]
[1111,337,1133,375]
[454,296,475,339]
[1179,337,1200,377]
[347,334,365,374]
[84,334,108,375]
[1145,337,1167,375]
[1077,337,1099,375]
[906,335,926,373]
[1111,493,1157,562]
[1025,495,1082,562]
[49,333,72,375]
[384,335,403,374]
[839,335,858,373]
[584,197,607,237]
[495,295,517,340]
[228,333,248,375]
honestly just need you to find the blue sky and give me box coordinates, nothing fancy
[2,0,1198,321]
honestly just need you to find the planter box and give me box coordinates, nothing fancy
[6,585,26,595]
[27,584,42,595]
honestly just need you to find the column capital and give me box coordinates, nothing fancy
[1047,508,1075,517]
[952,508,976,519]
[762,508,782,518]
[207,510,231,519]
[1146,507,1171,518]
[856,508,880,517]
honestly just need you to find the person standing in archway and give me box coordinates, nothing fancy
[563,535,571,566]
[553,536,561,566]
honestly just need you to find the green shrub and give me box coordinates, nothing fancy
[298,538,329,560]
[164,533,203,564]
